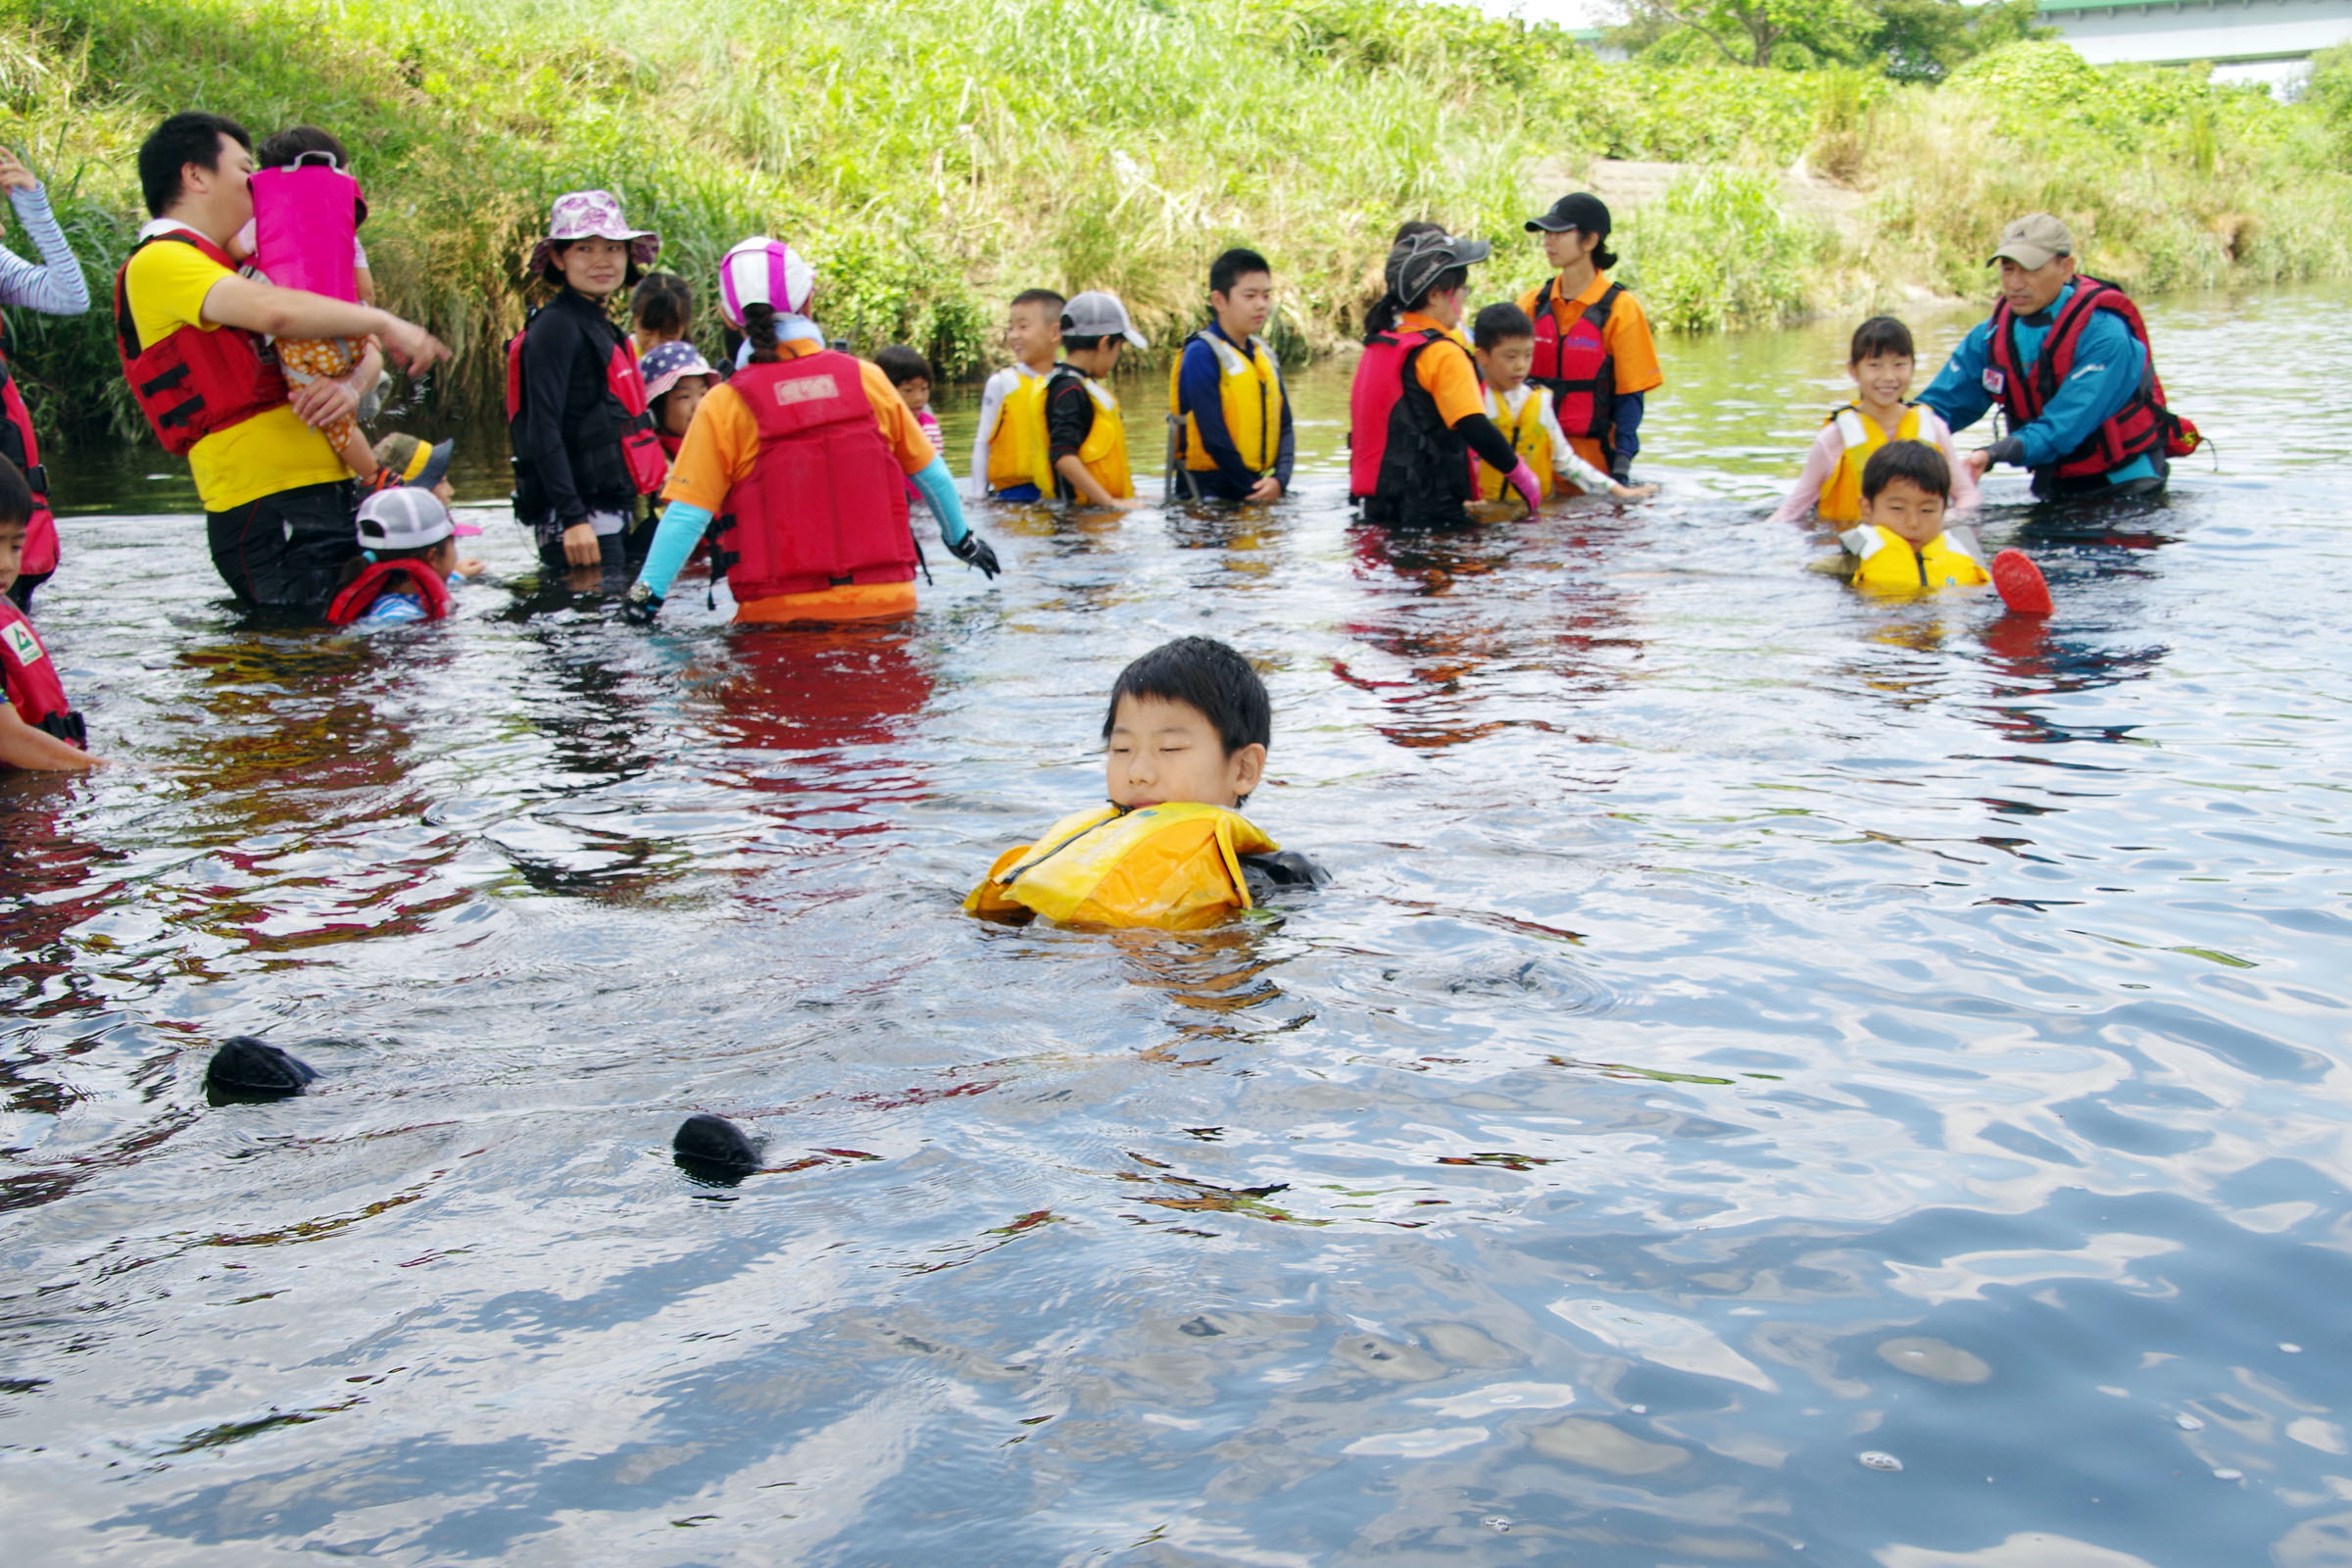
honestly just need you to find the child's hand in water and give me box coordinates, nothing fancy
[454,559,485,578]
[1608,481,1659,501]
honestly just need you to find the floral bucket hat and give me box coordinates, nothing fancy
[527,189,662,274]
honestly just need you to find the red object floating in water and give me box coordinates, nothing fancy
[1992,549,2053,616]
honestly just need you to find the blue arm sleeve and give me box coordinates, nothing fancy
[634,500,712,601]
[1918,322,1996,435]
[1611,391,1644,463]
[1179,342,1260,491]
[910,455,969,547]
[2008,311,2144,469]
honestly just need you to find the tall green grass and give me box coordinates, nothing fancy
[1,3,2349,449]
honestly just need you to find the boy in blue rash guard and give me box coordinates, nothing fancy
[621,237,997,625]
[1167,248,1295,503]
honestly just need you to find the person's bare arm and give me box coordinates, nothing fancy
[288,337,386,430]
[0,703,101,770]
[199,272,446,372]
[1054,454,1145,512]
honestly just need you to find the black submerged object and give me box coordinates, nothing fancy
[205,1036,318,1104]
[672,1113,761,1185]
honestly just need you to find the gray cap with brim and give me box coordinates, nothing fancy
[1988,212,2074,270]
[1386,233,1493,305]
[1061,290,1150,349]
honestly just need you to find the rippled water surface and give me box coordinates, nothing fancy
[6,283,2351,1566]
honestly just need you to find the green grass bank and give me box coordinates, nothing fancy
[5,0,2352,448]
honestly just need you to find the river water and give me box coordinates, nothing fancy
[4,282,2349,1566]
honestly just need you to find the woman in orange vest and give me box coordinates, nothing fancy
[1516,193,1663,485]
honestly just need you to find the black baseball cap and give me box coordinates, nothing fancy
[1526,192,1612,235]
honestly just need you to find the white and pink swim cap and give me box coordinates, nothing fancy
[719,237,814,327]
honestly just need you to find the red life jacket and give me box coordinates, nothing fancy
[113,228,290,456]
[0,596,81,747]
[1529,277,1623,441]
[503,311,669,497]
[1348,327,1472,527]
[708,352,915,601]
[1985,275,2200,486]
[0,314,56,577]
[323,558,455,626]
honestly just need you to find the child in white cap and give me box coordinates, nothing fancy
[1046,291,1149,511]
[326,487,481,625]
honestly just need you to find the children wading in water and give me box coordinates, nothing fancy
[1046,292,1149,512]
[1470,303,1656,504]
[971,288,1063,501]
[1774,316,1977,524]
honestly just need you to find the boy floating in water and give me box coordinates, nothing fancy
[966,636,1325,929]
[1837,439,2050,613]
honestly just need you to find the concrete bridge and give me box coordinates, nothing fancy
[2034,0,2352,88]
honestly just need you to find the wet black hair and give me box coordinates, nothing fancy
[631,272,693,338]
[255,124,351,171]
[0,453,31,528]
[1364,266,1470,339]
[1861,438,1952,504]
[1060,332,1115,354]
[1473,301,1535,352]
[138,111,252,217]
[1849,315,1916,365]
[1209,247,1272,299]
[1393,220,1447,244]
[1011,287,1067,313]
[1102,636,1272,758]
[874,344,934,386]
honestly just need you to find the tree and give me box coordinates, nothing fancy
[1606,0,2051,74]
[1610,0,1877,70]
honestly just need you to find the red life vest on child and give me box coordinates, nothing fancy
[323,559,455,626]
[1984,275,2199,486]
[1348,327,1472,527]
[503,314,669,497]
[113,228,291,456]
[0,315,56,577]
[1529,278,1623,441]
[708,352,915,601]
[0,596,81,747]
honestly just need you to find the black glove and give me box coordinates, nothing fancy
[949,530,1001,579]
[1984,436,2025,467]
[618,582,662,625]
[1609,455,1635,487]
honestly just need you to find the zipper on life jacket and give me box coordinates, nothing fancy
[1001,805,1134,888]
[1915,547,1930,587]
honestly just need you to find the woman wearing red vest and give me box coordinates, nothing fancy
[622,237,999,625]
[1516,193,1663,485]
[0,145,91,612]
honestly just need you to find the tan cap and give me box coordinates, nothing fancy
[1988,213,2074,270]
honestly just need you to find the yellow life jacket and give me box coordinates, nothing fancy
[963,802,1277,930]
[1169,331,1284,474]
[1819,403,1924,523]
[1475,385,1555,502]
[1842,523,1991,592]
[985,366,1054,494]
[1062,372,1132,500]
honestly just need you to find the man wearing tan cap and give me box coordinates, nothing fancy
[1918,213,2191,501]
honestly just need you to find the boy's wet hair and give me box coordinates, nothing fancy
[874,344,934,386]
[1011,288,1067,313]
[1850,315,1915,364]
[1102,636,1271,757]
[1393,220,1446,244]
[1473,301,1535,352]
[255,124,351,171]
[0,453,32,528]
[1208,247,1271,299]
[631,272,693,337]
[1861,438,1951,504]
[138,111,251,217]
[1060,333,1113,354]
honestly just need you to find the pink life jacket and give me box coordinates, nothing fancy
[0,314,55,577]
[249,152,368,301]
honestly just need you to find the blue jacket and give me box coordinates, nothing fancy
[1174,320,1296,500]
[1918,283,2157,486]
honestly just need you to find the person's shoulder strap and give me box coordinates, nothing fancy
[1533,277,1555,321]
[1585,281,1625,327]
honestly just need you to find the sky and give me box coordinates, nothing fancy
[1459,0,1616,27]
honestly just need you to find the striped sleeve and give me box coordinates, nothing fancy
[0,185,90,316]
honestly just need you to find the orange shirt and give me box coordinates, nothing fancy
[1515,271,1662,468]
[1397,310,1485,426]
[663,340,936,514]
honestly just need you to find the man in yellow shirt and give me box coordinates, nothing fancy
[118,113,445,610]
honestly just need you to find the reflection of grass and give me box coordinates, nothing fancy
[1545,1054,1738,1086]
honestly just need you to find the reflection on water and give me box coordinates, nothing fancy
[5,284,2352,1565]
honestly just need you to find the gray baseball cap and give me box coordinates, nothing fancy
[1386,231,1493,306]
[1988,213,2074,270]
[1060,290,1150,348]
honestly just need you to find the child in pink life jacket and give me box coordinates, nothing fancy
[236,125,376,480]
[875,344,945,507]
[327,487,481,626]
[0,455,100,769]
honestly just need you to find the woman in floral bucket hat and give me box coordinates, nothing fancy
[508,189,669,579]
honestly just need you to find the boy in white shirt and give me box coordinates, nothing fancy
[968,288,1065,501]
[1470,303,1655,503]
